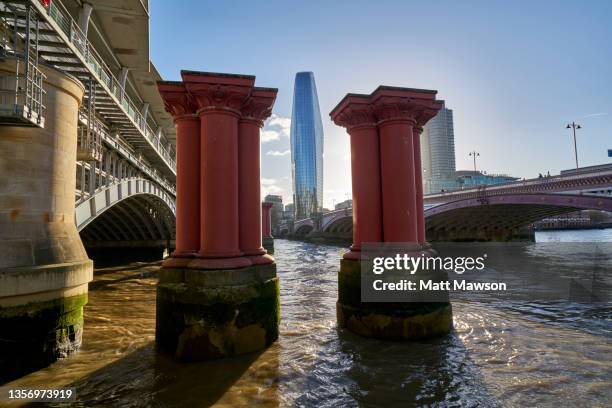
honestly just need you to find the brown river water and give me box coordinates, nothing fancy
[3,232,612,407]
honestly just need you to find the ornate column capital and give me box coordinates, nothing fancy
[157,81,196,119]
[371,96,419,125]
[330,94,376,130]
[412,101,444,129]
[181,71,255,116]
[370,86,442,126]
[240,87,278,126]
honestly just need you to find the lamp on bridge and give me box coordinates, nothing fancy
[566,122,582,171]
[469,150,480,172]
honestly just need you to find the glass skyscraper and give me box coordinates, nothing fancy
[290,72,324,220]
[420,103,459,194]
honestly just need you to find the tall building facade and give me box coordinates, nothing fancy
[420,103,459,194]
[290,72,324,220]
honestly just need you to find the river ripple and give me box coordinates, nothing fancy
[4,233,612,407]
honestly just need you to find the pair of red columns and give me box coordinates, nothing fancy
[330,86,443,259]
[158,72,277,269]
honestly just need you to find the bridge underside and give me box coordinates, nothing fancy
[287,194,612,243]
[80,194,175,260]
[425,194,612,242]
[425,204,577,242]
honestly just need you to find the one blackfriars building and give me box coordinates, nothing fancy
[290,72,324,220]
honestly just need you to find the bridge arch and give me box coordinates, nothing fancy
[294,223,314,237]
[424,193,612,241]
[323,214,352,234]
[76,178,176,248]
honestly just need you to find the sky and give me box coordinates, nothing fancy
[150,0,612,209]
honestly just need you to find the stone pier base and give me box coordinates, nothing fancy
[0,260,92,383]
[156,263,280,360]
[337,258,452,339]
[262,237,274,254]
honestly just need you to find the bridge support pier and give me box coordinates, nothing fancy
[262,202,274,254]
[0,61,92,382]
[331,86,452,340]
[156,72,279,361]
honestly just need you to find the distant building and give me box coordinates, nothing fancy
[455,170,518,188]
[264,195,283,230]
[283,203,295,221]
[421,103,459,194]
[335,199,352,210]
[290,72,324,220]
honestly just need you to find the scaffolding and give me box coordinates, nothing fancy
[0,2,45,127]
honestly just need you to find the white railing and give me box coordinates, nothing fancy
[425,167,612,200]
[77,109,176,197]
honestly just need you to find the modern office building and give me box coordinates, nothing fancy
[420,103,459,194]
[290,71,324,220]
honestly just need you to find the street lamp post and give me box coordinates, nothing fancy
[469,150,480,172]
[566,122,582,171]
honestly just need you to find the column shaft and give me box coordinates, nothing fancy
[174,116,200,255]
[198,110,245,262]
[413,127,426,243]
[378,120,418,243]
[345,125,382,259]
[238,119,268,261]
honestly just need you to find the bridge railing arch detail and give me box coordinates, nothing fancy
[75,177,176,232]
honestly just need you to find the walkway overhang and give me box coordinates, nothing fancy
[88,0,150,71]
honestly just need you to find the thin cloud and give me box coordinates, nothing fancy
[266,150,290,157]
[261,129,282,142]
[578,112,608,119]
[261,178,278,186]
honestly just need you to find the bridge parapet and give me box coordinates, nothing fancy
[424,167,612,204]
[75,177,176,233]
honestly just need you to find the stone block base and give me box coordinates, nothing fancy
[156,263,280,361]
[262,237,274,254]
[0,293,87,384]
[337,258,452,340]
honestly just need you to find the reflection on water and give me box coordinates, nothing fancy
[4,231,612,407]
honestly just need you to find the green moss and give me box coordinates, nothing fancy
[0,293,87,319]
[0,293,88,383]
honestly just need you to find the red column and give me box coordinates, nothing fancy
[184,72,255,269]
[238,88,278,264]
[330,96,382,259]
[157,83,199,260]
[377,114,418,243]
[413,126,426,243]
[262,202,272,239]
[370,88,443,245]
[174,116,201,254]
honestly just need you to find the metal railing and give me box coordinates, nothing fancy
[41,0,176,171]
[0,3,46,126]
[77,109,176,197]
